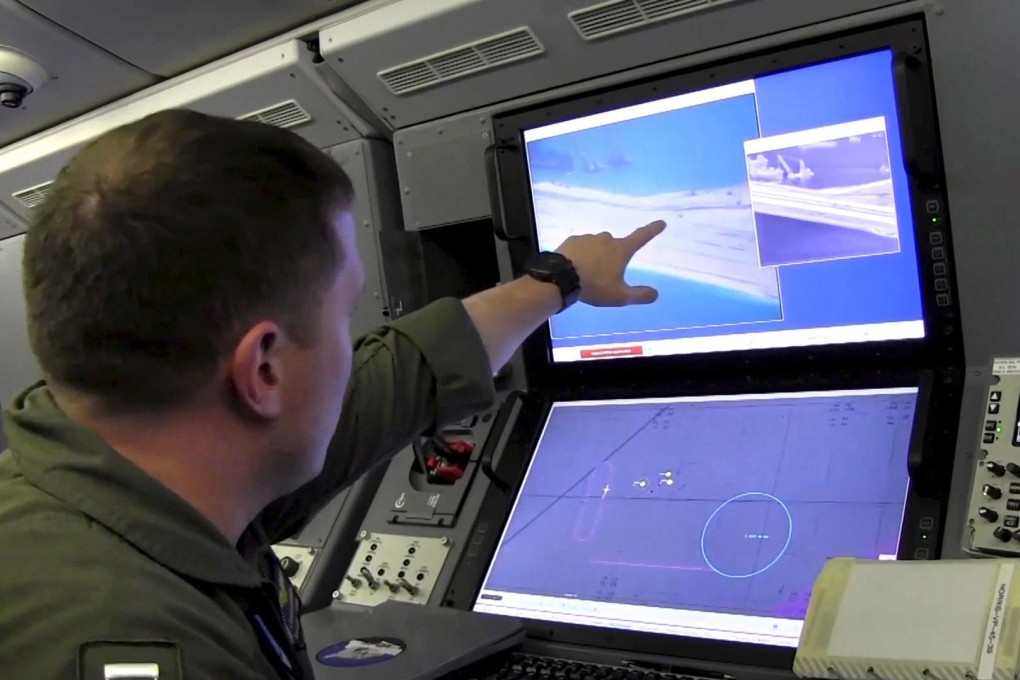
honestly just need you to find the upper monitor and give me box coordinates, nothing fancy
[520,49,925,364]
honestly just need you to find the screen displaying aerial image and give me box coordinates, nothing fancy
[523,50,925,363]
[474,388,917,647]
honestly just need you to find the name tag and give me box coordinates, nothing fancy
[104,662,160,680]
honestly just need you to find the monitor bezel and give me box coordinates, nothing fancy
[490,18,962,393]
[442,368,953,670]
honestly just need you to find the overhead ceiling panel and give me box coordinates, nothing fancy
[16,0,367,77]
[0,0,156,147]
[0,39,368,231]
[321,0,907,130]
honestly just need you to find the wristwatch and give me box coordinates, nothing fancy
[524,251,581,312]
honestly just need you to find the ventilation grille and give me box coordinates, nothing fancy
[12,181,53,209]
[570,0,743,40]
[238,99,312,128]
[379,27,544,95]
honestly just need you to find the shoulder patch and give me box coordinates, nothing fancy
[78,641,182,680]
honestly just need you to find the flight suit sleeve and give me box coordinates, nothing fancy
[259,298,497,541]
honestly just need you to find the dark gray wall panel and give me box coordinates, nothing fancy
[0,0,156,147]
[925,0,1020,366]
[322,0,907,129]
[0,235,39,409]
[17,0,365,77]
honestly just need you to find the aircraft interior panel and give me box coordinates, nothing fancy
[0,234,36,419]
[392,111,497,231]
[320,0,908,129]
[15,0,367,77]
[0,38,368,229]
[322,138,405,329]
[0,0,157,147]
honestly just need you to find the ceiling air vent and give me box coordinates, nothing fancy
[378,27,544,96]
[12,181,53,209]
[570,0,743,40]
[238,99,312,129]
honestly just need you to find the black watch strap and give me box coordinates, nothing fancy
[524,251,581,312]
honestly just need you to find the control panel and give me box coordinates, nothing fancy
[309,397,513,611]
[333,532,451,606]
[269,463,389,612]
[271,544,317,590]
[965,360,1020,555]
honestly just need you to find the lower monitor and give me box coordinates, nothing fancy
[473,386,918,648]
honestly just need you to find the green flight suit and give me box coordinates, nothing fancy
[0,298,496,680]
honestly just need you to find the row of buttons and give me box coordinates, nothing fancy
[914,514,935,559]
[985,392,1004,440]
[932,236,950,306]
[925,198,951,307]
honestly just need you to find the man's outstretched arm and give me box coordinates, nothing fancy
[464,221,665,372]
[260,221,665,539]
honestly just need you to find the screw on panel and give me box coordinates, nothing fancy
[404,188,411,194]
[934,5,945,16]
[482,132,489,139]
[440,536,450,546]
[332,590,341,600]
[357,530,368,541]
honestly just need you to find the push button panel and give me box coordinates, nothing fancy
[966,366,1020,555]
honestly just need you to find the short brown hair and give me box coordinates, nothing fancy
[23,109,354,411]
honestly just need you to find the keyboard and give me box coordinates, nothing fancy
[443,651,708,680]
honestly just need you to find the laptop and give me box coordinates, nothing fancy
[438,19,958,680]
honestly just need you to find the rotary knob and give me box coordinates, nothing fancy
[994,526,1013,543]
[979,507,999,523]
[985,462,1007,477]
[279,556,301,578]
[984,484,1003,500]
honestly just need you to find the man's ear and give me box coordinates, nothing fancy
[230,321,285,420]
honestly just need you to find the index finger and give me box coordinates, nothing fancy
[622,220,666,252]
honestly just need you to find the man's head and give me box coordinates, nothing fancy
[23,109,363,488]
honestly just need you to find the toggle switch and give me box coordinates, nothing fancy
[359,566,380,590]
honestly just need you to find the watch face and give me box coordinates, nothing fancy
[531,251,567,274]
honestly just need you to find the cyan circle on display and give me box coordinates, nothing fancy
[700,492,792,579]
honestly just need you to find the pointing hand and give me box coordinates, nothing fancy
[555,220,667,307]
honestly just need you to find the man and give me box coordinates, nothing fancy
[0,110,664,679]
